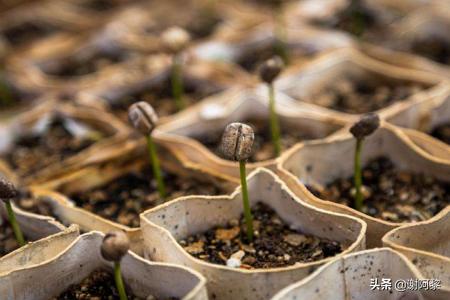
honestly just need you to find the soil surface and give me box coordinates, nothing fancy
[307,157,450,223]
[180,202,343,269]
[0,220,20,257]
[70,166,225,227]
[110,74,222,119]
[195,118,323,162]
[0,79,29,110]
[2,21,59,46]
[2,116,105,177]
[12,188,57,218]
[411,37,450,65]
[52,269,177,300]
[301,77,425,114]
[430,123,450,144]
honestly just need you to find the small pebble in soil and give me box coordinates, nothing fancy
[70,167,224,227]
[2,116,104,177]
[430,122,450,145]
[196,118,319,162]
[179,202,343,269]
[301,77,426,114]
[307,157,450,222]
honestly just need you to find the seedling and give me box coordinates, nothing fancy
[128,102,166,202]
[259,56,284,157]
[101,231,130,300]
[349,113,380,211]
[0,178,25,246]
[161,27,191,111]
[220,122,255,242]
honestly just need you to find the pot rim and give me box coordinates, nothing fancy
[140,167,367,274]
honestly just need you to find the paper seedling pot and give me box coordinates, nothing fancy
[271,248,450,300]
[79,55,253,121]
[156,87,346,183]
[387,91,450,162]
[0,102,129,184]
[0,231,208,300]
[278,123,450,248]
[30,141,236,254]
[275,48,448,123]
[193,19,354,66]
[0,224,79,275]
[383,206,450,289]
[140,168,366,300]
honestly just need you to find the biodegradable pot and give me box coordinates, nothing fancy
[275,47,449,123]
[6,33,155,92]
[0,231,208,300]
[192,19,354,68]
[278,123,450,248]
[383,206,450,289]
[140,168,366,300]
[101,0,264,54]
[379,3,450,68]
[0,224,79,275]
[0,1,92,53]
[156,86,346,183]
[79,55,254,121]
[271,248,450,300]
[0,102,129,184]
[387,88,450,161]
[30,141,236,254]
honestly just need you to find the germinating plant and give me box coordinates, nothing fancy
[128,101,166,202]
[101,230,130,300]
[349,113,380,211]
[0,178,25,246]
[161,26,191,111]
[220,122,255,241]
[259,56,284,157]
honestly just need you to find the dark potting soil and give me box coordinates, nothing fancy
[0,220,20,257]
[80,0,122,12]
[301,77,425,114]
[2,116,104,177]
[42,50,129,77]
[110,75,222,119]
[180,202,343,269]
[52,269,177,300]
[2,21,59,46]
[430,122,450,145]
[307,157,450,223]
[12,188,57,218]
[70,166,225,228]
[411,37,450,65]
[195,118,318,162]
[328,2,378,38]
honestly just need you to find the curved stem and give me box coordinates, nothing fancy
[114,261,127,300]
[147,136,166,202]
[5,200,25,246]
[239,160,254,242]
[268,83,282,157]
[171,55,186,111]
[354,138,363,211]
